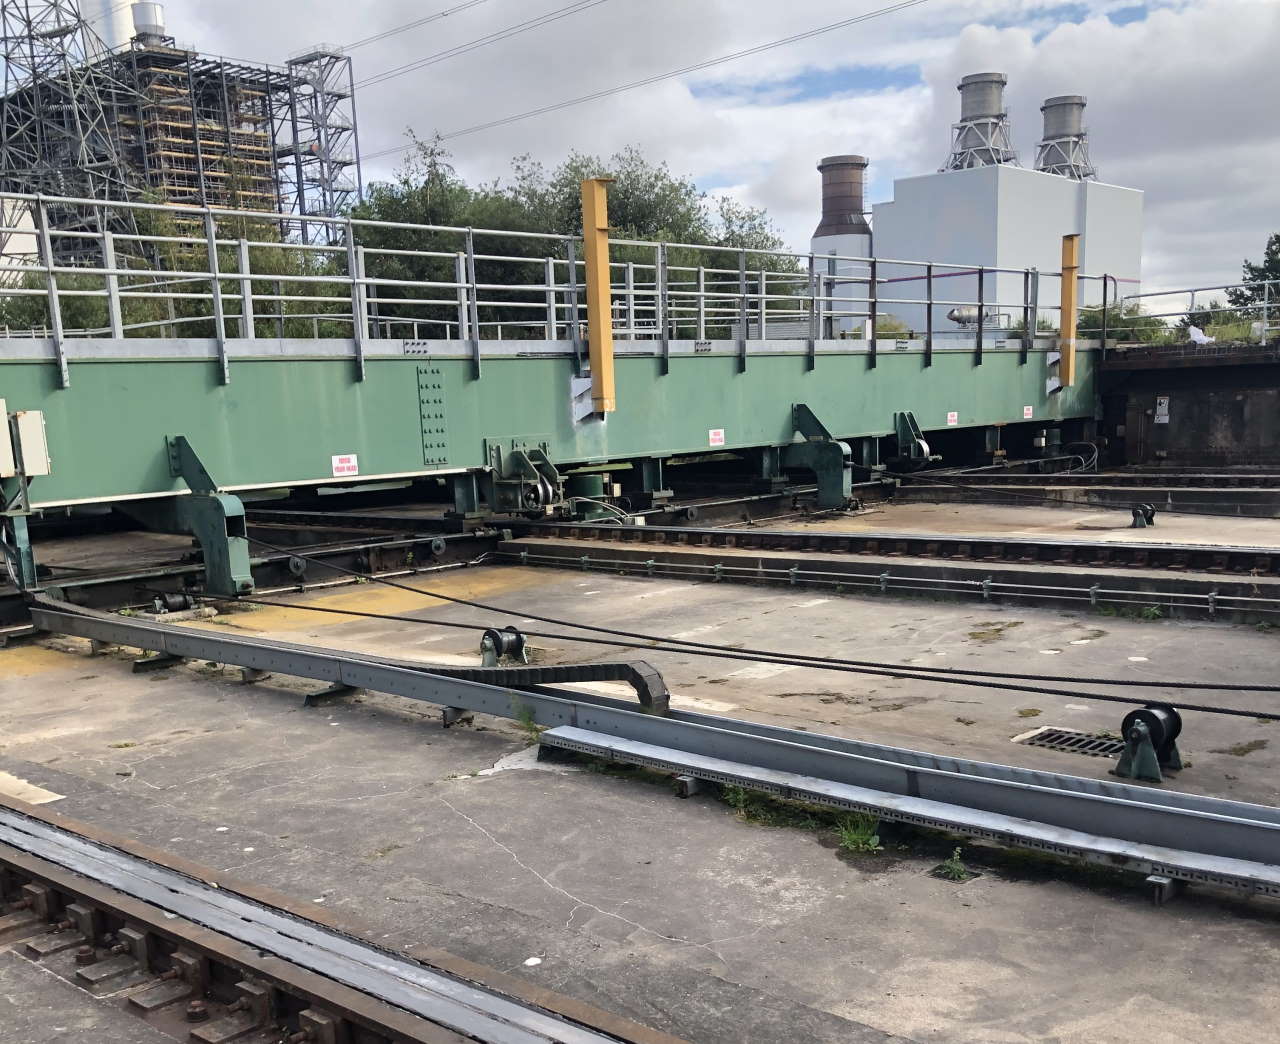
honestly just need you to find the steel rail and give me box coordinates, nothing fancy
[494,544,1280,621]
[0,808,644,1044]
[912,473,1280,488]
[25,600,1280,896]
[505,521,1280,577]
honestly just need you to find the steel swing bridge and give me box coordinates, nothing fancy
[1,180,1105,599]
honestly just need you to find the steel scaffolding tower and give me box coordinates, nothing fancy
[282,47,362,244]
[0,0,138,259]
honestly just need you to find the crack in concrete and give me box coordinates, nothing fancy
[434,794,728,963]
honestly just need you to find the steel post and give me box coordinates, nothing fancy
[868,257,878,368]
[356,244,371,368]
[657,243,669,375]
[465,228,481,380]
[696,265,706,340]
[237,239,256,340]
[1060,234,1080,386]
[454,252,468,342]
[581,178,617,412]
[737,249,748,373]
[566,238,583,375]
[1021,268,1031,364]
[975,265,985,364]
[925,263,934,367]
[34,202,68,388]
[203,211,229,384]
[806,253,817,371]
[97,230,124,340]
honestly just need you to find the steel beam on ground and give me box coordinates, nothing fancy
[25,599,1280,895]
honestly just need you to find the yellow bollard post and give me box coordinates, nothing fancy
[581,177,616,413]
[1059,233,1080,387]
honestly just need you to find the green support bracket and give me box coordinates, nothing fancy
[783,404,852,509]
[1,514,38,590]
[156,435,254,599]
[893,410,939,467]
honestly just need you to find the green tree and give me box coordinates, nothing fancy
[1226,232,1280,314]
[350,137,796,338]
[1178,299,1243,331]
[1078,302,1167,343]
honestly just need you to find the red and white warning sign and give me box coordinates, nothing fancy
[331,453,360,478]
[1023,405,1034,419]
[946,411,959,427]
[708,428,726,447]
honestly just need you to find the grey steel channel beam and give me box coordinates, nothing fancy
[27,600,1280,895]
[0,808,618,1044]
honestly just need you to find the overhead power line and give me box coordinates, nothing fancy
[344,0,492,52]
[356,0,610,90]
[360,0,934,162]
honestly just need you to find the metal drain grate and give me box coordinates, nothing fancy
[1016,727,1124,759]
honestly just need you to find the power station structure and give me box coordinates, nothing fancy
[813,71,1139,340]
[0,0,362,259]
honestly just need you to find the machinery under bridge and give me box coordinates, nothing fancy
[1,183,1104,597]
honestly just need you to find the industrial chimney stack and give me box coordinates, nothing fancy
[812,154,871,241]
[1035,95,1096,180]
[942,72,1018,171]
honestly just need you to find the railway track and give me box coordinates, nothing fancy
[908,472,1280,488]
[507,521,1280,577]
[25,599,1280,898]
[0,803,679,1044]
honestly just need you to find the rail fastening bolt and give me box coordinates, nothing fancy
[185,999,209,1023]
[74,945,95,966]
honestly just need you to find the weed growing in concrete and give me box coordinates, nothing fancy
[1140,605,1164,621]
[836,813,883,853]
[719,784,827,829]
[935,847,972,882]
[511,702,545,746]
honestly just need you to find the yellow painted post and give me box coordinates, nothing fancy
[581,177,616,413]
[1059,233,1080,387]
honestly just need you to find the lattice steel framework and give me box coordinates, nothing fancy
[0,0,138,258]
[282,47,362,245]
[943,116,1019,171]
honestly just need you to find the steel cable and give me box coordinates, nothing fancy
[245,537,1280,707]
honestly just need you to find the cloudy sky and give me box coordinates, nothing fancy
[155,0,1278,291]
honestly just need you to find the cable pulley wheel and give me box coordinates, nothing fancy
[1121,705,1181,748]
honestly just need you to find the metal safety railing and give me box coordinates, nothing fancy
[1118,280,1278,347]
[0,190,1118,379]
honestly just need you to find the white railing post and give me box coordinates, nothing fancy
[203,210,229,384]
[237,238,255,340]
[102,229,124,340]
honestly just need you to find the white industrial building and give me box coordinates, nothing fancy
[811,73,1144,340]
[872,164,1143,335]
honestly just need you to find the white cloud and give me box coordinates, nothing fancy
[162,0,1280,290]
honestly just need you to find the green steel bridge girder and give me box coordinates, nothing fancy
[0,345,1097,515]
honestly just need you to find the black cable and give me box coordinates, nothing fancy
[246,537,1280,695]
[245,596,1280,722]
[344,0,492,51]
[361,0,934,157]
[356,0,611,90]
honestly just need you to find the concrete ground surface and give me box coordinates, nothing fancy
[2,564,1280,1042]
